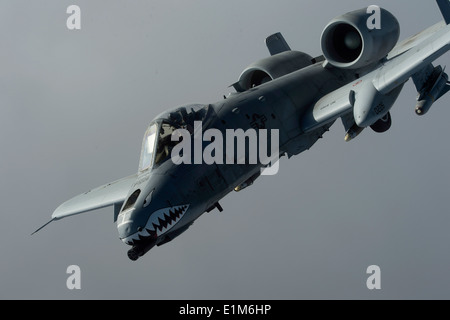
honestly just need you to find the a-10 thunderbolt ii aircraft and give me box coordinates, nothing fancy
[34,1,450,260]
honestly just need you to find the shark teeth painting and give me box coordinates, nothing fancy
[121,204,190,245]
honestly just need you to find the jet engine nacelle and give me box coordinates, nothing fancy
[321,8,400,69]
[234,50,313,92]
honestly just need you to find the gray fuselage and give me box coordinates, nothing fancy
[117,59,359,255]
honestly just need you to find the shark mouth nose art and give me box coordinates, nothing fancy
[121,204,190,245]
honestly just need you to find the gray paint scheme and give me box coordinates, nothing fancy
[35,1,450,262]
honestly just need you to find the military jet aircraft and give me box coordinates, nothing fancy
[34,1,450,260]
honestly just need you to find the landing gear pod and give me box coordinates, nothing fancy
[353,81,403,128]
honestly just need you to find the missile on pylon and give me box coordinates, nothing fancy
[415,69,450,116]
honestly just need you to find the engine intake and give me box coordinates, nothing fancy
[321,8,400,69]
[234,51,313,92]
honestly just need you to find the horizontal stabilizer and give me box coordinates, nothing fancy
[437,0,450,25]
[265,32,291,56]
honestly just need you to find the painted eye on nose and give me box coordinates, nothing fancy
[143,189,154,208]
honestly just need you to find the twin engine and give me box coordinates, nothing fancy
[235,8,400,92]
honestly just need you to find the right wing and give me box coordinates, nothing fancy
[52,173,137,221]
[32,173,137,234]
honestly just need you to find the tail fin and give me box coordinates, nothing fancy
[437,0,450,24]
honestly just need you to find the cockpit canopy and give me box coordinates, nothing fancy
[138,104,210,171]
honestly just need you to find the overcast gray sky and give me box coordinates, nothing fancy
[1,0,450,299]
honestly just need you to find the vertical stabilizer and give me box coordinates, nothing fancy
[437,0,450,24]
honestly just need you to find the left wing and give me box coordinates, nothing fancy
[32,173,137,234]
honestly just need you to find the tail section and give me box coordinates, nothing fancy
[265,32,291,56]
[437,0,450,24]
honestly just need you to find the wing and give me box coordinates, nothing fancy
[387,0,450,60]
[52,173,137,221]
[32,174,137,234]
[302,14,450,132]
[373,23,450,94]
